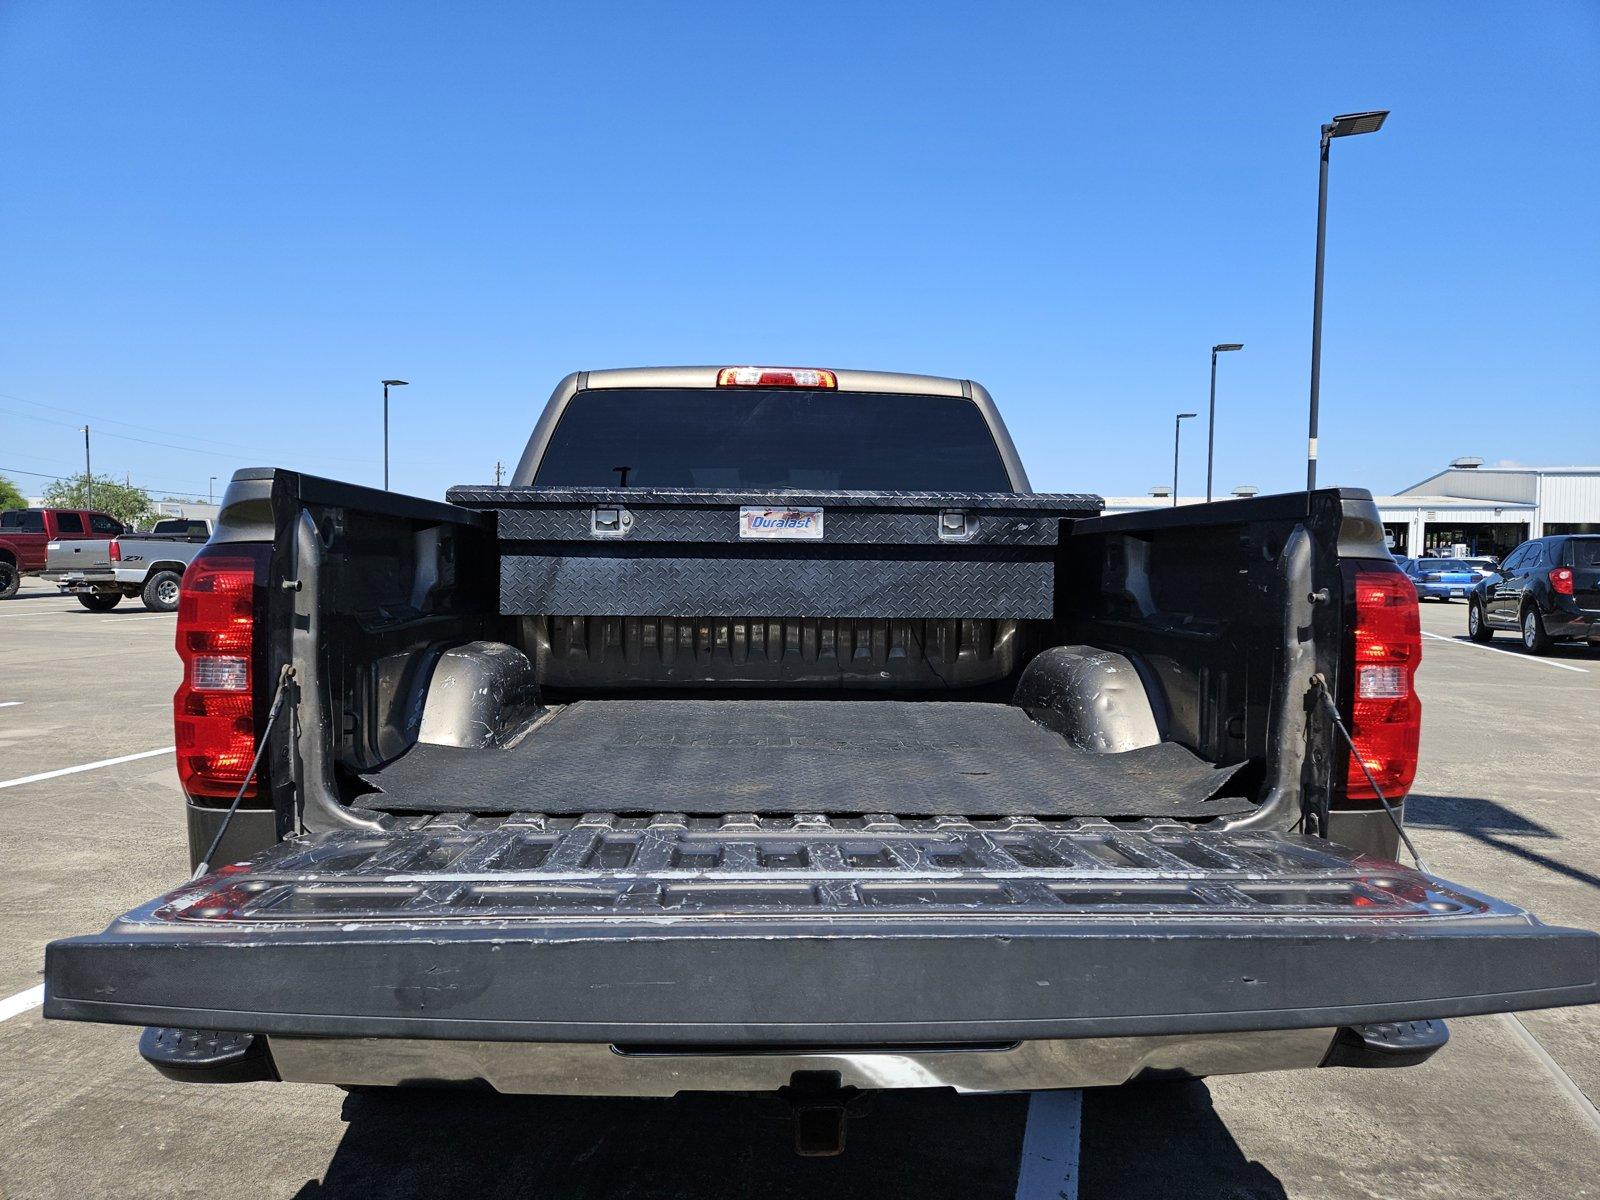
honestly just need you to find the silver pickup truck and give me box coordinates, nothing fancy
[43,366,1599,1156]
[48,518,214,611]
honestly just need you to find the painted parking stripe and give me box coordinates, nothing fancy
[0,984,44,1023]
[1422,631,1589,673]
[0,701,21,709]
[0,746,174,790]
[0,612,174,621]
[1014,1089,1081,1200]
[1503,1014,1600,1134]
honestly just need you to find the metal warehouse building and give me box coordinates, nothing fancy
[1375,460,1600,559]
[1104,460,1600,560]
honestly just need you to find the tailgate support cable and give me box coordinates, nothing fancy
[1309,673,1429,872]
[192,664,295,879]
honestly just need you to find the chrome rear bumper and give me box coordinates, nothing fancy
[267,1028,1338,1096]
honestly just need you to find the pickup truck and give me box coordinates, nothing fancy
[42,367,1598,1151]
[48,518,216,611]
[0,506,124,598]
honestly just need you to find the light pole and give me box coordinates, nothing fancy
[381,380,409,490]
[1172,412,1197,508]
[209,476,218,504]
[1206,344,1243,503]
[1307,109,1388,491]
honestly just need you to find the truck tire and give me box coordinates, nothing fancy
[0,561,18,600]
[77,593,122,611]
[142,570,183,612]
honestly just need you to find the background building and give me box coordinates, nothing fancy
[1102,461,1600,560]
[1382,461,1599,557]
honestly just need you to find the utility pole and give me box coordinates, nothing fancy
[80,426,92,507]
[494,460,503,487]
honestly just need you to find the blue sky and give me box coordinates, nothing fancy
[1,2,1596,503]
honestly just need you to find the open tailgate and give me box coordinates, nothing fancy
[43,816,1598,1045]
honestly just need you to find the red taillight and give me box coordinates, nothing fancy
[174,547,267,799]
[1549,567,1574,596]
[108,540,121,562]
[1344,567,1422,804]
[716,366,838,389]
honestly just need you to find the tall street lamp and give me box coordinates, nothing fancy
[209,476,218,505]
[1172,412,1197,508]
[1306,109,1388,491]
[381,380,409,490]
[1206,343,1244,503]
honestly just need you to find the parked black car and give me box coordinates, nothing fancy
[1468,534,1600,653]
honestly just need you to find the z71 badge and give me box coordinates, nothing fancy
[738,506,824,540]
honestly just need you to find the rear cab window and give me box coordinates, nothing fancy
[533,388,1015,491]
[1,510,46,532]
[89,514,123,534]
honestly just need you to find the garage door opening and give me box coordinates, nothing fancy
[1421,522,1527,560]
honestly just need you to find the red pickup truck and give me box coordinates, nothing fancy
[0,507,125,598]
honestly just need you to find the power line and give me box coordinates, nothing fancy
[0,403,263,462]
[0,464,216,500]
[0,391,375,467]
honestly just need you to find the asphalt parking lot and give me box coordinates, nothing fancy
[1,581,1597,1199]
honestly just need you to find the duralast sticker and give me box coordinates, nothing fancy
[738,506,824,540]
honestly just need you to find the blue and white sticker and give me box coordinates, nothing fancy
[738,506,824,540]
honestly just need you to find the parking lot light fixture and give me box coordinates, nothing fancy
[1329,110,1389,139]
[1206,344,1244,503]
[381,380,409,491]
[1307,109,1389,492]
[1173,412,1198,508]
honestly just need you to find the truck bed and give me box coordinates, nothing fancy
[355,699,1251,818]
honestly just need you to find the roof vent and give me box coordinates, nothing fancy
[1450,456,1484,469]
[1148,485,1173,498]
[1231,484,1259,498]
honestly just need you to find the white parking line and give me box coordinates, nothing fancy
[0,746,175,790]
[0,701,20,709]
[1503,1014,1600,1134]
[0,616,174,626]
[0,614,173,624]
[0,984,44,1023]
[1014,1089,1081,1200]
[1422,631,1589,673]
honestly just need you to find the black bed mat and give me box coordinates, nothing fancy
[355,700,1251,819]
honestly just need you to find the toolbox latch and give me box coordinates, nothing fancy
[591,507,633,536]
[938,510,975,541]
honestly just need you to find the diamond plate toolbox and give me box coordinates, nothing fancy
[446,486,1102,619]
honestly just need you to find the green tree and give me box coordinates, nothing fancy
[42,474,157,528]
[0,474,26,512]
